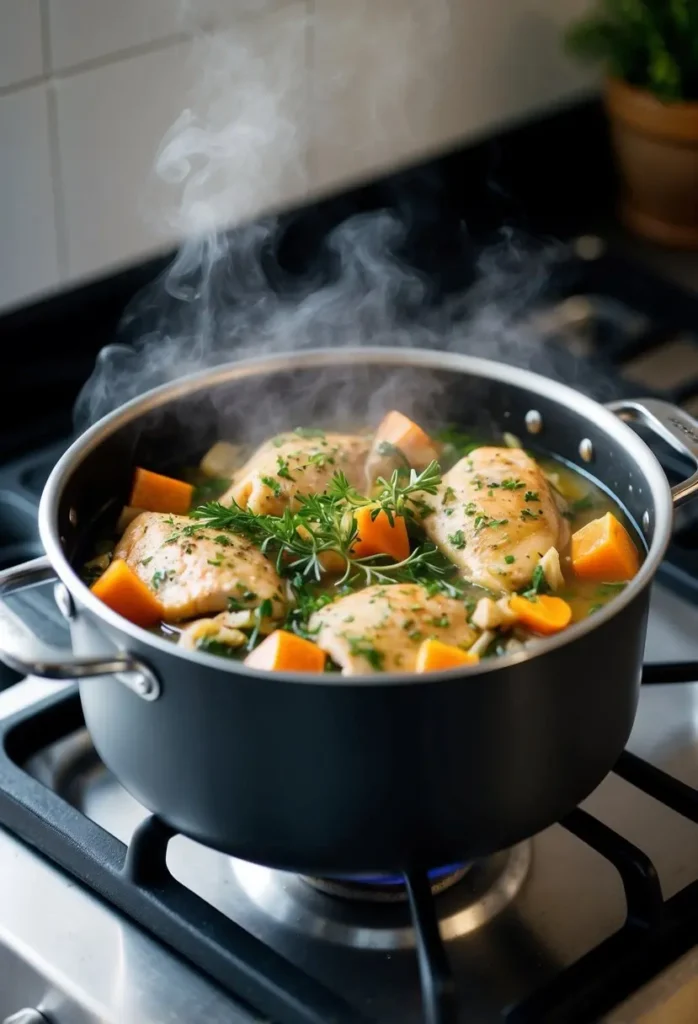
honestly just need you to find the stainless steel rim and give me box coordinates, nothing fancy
[39,347,674,685]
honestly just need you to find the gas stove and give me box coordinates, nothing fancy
[1,236,698,1023]
[0,596,696,1024]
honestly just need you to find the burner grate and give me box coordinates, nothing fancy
[0,667,696,1023]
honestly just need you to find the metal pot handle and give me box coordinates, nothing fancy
[0,555,160,700]
[606,397,698,508]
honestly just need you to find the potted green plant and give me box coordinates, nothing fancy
[566,0,698,248]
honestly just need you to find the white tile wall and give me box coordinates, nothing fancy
[0,0,595,312]
[47,0,291,72]
[54,4,308,281]
[0,86,59,308]
[0,0,43,89]
[311,0,595,194]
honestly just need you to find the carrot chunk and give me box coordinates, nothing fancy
[91,558,164,628]
[509,594,572,636]
[416,638,479,672]
[245,630,327,673]
[571,512,640,582]
[129,467,194,516]
[374,410,439,470]
[351,505,410,563]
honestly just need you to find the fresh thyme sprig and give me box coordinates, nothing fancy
[189,461,445,585]
[327,460,442,524]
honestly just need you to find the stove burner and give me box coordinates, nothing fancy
[232,843,531,949]
[304,863,470,902]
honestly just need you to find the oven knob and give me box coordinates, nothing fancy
[3,1011,50,1024]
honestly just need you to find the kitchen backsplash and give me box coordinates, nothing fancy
[0,0,594,313]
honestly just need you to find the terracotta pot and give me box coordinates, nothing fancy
[604,78,698,248]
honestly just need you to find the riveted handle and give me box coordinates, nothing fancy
[0,555,160,700]
[607,397,698,508]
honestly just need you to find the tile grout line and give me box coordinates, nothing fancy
[38,0,52,75]
[0,31,193,102]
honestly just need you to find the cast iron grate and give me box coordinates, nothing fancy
[0,665,696,1024]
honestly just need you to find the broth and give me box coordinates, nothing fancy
[84,420,644,673]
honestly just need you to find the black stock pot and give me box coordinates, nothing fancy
[0,348,696,877]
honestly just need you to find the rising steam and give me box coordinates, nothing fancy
[74,1,575,433]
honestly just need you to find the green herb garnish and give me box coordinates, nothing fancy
[261,475,282,497]
[347,636,384,670]
[276,456,294,482]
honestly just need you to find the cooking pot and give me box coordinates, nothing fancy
[0,348,696,876]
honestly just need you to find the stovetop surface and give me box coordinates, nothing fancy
[0,583,695,1024]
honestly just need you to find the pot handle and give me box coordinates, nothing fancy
[606,397,698,508]
[0,555,160,700]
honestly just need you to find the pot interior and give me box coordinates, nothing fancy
[52,355,660,574]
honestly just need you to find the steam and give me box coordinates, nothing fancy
[73,1,585,435]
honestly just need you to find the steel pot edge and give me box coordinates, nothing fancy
[36,347,680,684]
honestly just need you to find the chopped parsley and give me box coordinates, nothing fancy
[261,475,282,497]
[247,598,274,651]
[196,637,239,658]
[442,486,457,505]
[504,554,516,564]
[524,491,540,502]
[276,456,294,482]
[448,530,466,549]
[347,636,384,670]
[474,515,508,532]
[520,564,549,599]
[520,508,541,521]
[501,478,525,490]
[151,569,173,590]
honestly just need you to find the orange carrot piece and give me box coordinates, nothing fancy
[509,594,572,636]
[245,630,327,673]
[351,505,410,563]
[571,512,640,583]
[91,558,163,628]
[416,638,479,672]
[374,410,439,470]
[129,467,194,516]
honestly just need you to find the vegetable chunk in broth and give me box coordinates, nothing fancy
[84,414,643,674]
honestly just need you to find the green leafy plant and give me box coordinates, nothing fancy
[565,0,698,101]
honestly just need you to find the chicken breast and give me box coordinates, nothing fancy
[309,583,476,675]
[221,431,370,515]
[114,512,285,622]
[423,447,568,593]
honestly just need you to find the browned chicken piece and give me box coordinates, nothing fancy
[309,583,476,675]
[114,512,285,622]
[423,447,569,593]
[221,432,370,515]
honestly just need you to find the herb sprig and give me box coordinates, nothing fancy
[191,461,446,588]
